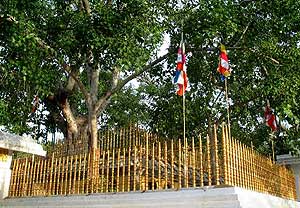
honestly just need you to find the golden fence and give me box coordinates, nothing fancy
[8,125,296,200]
[47,125,165,157]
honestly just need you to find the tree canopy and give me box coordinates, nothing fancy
[0,0,173,149]
[139,0,300,155]
[1,0,299,155]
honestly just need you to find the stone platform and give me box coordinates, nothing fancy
[1,186,300,208]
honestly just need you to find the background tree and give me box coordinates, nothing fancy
[0,0,174,150]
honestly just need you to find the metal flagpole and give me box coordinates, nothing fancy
[271,134,275,162]
[266,99,276,162]
[183,88,186,145]
[181,28,186,148]
[181,22,188,187]
[225,78,231,139]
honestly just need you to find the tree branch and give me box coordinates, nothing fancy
[65,75,77,92]
[95,94,111,115]
[209,90,223,109]
[111,66,120,90]
[30,33,91,105]
[233,21,251,47]
[94,52,171,113]
[248,48,280,64]
[112,52,170,94]
[60,99,78,137]
[82,0,91,15]
[63,65,92,106]
[0,14,18,24]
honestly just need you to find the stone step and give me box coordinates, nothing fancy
[1,200,241,208]
[2,187,299,208]
[1,188,240,208]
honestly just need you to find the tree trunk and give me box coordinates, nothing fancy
[64,115,89,142]
[89,109,98,150]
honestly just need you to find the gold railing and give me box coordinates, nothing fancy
[8,125,296,200]
[47,124,165,157]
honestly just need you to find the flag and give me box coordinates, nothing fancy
[173,42,188,96]
[264,105,277,131]
[217,44,231,77]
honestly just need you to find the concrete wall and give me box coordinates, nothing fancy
[277,154,300,201]
[0,150,12,199]
[1,187,300,208]
[235,187,299,208]
[291,164,300,201]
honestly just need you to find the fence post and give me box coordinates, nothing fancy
[17,159,23,197]
[111,149,115,193]
[192,137,196,188]
[152,143,155,191]
[68,155,73,194]
[116,149,121,192]
[49,153,54,195]
[106,150,110,193]
[84,153,88,194]
[101,151,105,193]
[158,142,161,190]
[64,155,69,195]
[206,135,211,186]
[7,159,13,197]
[77,154,81,194]
[213,125,219,185]
[9,159,17,197]
[138,145,142,191]
[23,157,29,197]
[198,135,203,187]
[122,148,125,192]
[164,141,168,189]
[133,146,137,192]
[221,124,228,185]
[171,139,174,189]
[39,159,44,196]
[127,146,131,192]
[57,157,61,195]
[146,134,149,191]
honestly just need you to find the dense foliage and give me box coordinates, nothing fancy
[1,0,299,155]
[137,0,300,155]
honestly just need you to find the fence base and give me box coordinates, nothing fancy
[2,186,300,208]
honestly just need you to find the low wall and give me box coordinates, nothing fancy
[0,149,12,199]
[1,187,300,208]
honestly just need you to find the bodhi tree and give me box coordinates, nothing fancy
[0,0,176,150]
[1,0,300,155]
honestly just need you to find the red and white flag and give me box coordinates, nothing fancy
[173,41,188,96]
[217,44,231,77]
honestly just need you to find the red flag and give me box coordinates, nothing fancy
[217,44,231,77]
[264,105,277,131]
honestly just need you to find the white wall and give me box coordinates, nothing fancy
[0,151,12,199]
[277,154,300,201]
[289,164,300,201]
